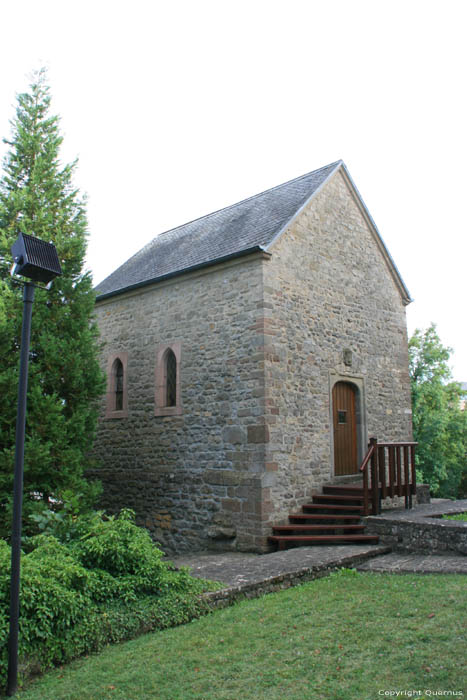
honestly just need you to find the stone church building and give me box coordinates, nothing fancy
[92,160,413,553]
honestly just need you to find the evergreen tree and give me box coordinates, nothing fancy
[0,70,105,535]
[409,324,467,498]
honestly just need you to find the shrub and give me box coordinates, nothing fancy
[0,510,213,691]
[71,508,165,578]
[26,491,105,543]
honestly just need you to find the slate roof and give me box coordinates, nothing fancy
[95,161,341,299]
[95,160,411,304]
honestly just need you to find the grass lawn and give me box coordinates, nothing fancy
[443,512,467,522]
[14,570,466,700]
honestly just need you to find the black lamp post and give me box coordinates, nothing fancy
[6,234,61,697]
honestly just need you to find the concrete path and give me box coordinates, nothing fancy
[357,552,467,574]
[170,544,466,603]
[170,500,466,602]
[171,544,390,588]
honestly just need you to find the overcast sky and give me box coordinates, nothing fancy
[1,0,465,379]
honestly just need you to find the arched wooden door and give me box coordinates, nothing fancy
[332,381,358,475]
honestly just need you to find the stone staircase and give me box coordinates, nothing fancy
[268,484,379,551]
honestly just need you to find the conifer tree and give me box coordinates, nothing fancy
[0,70,105,535]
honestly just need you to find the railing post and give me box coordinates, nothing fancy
[379,445,386,502]
[388,446,395,498]
[410,444,417,507]
[369,437,379,515]
[396,446,402,497]
[362,444,369,516]
[403,445,410,509]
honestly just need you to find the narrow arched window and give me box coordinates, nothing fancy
[165,350,177,407]
[106,352,128,418]
[155,343,182,416]
[114,359,124,410]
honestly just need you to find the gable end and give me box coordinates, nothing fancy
[264,162,412,306]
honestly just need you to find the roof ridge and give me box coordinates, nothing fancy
[154,160,343,240]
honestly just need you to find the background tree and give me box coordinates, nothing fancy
[409,324,466,498]
[0,70,105,536]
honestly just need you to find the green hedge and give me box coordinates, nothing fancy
[0,510,213,690]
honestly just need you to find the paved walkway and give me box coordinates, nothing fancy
[170,500,466,595]
[171,544,390,588]
[369,497,467,523]
[358,552,467,574]
[170,544,466,597]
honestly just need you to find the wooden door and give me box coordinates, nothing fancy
[332,382,358,475]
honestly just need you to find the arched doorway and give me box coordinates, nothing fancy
[332,381,358,475]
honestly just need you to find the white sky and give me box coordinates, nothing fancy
[1,0,466,379]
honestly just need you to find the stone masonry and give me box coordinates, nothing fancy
[258,170,413,545]
[93,253,269,553]
[92,165,413,554]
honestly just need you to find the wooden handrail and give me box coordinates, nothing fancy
[359,438,417,515]
[375,442,418,448]
[359,444,375,473]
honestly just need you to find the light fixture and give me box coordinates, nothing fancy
[7,233,61,696]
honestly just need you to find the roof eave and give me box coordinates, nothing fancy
[95,245,269,302]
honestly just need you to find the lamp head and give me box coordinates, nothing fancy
[11,233,62,284]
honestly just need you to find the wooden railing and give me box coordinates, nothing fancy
[360,437,417,516]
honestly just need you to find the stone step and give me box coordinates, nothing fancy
[288,513,361,523]
[322,485,365,496]
[269,486,379,551]
[312,492,364,504]
[272,524,366,534]
[268,534,380,550]
[302,503,364,513]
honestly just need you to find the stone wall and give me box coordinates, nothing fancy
[92,254,269,553]
[260,169,413,531]
[364,499,467,555]
[366,517,467,555]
